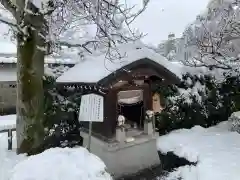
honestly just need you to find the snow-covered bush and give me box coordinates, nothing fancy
[9,148,112,180]
[35,75,83,155]
[155,72,240,134]
[228,111,240,133]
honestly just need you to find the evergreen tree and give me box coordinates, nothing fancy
[30,75,83,154]
[155,73,240,135]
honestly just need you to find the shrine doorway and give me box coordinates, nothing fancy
[117,90,144,129]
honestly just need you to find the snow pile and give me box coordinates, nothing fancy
[157,121,240,180]
[0,132,26,180]
[9,147,112,180]
[0,115,16,131]
[0,115,111,180]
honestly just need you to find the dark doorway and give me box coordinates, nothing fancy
[118,101,144,128]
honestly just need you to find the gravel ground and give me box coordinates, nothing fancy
[115,164,167,180]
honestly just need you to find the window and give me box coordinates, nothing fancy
[9,84,16,88]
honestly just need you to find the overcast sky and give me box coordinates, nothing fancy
[129,0,210,46]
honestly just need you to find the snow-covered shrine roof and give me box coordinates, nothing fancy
[56,42,182,83]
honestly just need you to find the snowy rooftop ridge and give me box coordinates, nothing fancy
[56,41,182,83]
[0,40,82,65]
[0,56,80,65]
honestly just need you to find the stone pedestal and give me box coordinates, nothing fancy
[116,127,126,143]
[144,110,155,135]
[144,122,153,135]
[81,131,159,178]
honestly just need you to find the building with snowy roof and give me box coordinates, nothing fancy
[56,41,181,141]
[0,41,81,114]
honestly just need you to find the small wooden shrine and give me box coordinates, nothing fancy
[56,42,180,142]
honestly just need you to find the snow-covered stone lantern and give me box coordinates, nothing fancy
[117,115,125,127]
[144,110,155,135]
[116,115,126,143]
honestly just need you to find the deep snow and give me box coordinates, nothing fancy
[9,147,112,180]
[0,116,112,180]
[157,121,240,180]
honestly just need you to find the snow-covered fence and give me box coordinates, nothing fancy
[0,114,16,150]
[0,128,15,150]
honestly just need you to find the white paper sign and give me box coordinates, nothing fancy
[78,93,104,122]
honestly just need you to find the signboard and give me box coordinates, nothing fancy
[78,93,104,122]
[78,93,104,152]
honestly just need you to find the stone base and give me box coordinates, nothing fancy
[81,132,159,178]
[144,122,154,135]
[116,127,126,143]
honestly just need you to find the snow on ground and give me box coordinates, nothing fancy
[0,115,112,180]
[10,147,112,180]
[0,132,26,180]
[157,121,240,180]
[0,114,16,131]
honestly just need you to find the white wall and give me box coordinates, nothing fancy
[0,65,16,82]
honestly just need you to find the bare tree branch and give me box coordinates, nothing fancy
[57,40,98,53]
[183,0,240,71]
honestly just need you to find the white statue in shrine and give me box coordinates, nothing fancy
[117,115,125,127]
[146,110,154,118]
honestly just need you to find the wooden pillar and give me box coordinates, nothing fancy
[104,90,117,139]
[143,83,151,110]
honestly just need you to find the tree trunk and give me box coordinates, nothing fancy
[16,8,46,154]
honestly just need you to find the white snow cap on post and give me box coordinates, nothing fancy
[146,110,154,118]
[117,115,125,126]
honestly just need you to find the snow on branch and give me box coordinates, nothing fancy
[0,0,149,59]
[0,14,16,27]
[57,40,98,54]
[183,0,240,71]
[46,0,149,58]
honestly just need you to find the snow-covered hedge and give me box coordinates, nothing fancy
[40,75,83,154]
[155,73,240,134]
[9,148,112,180]
[228,111,240,133]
